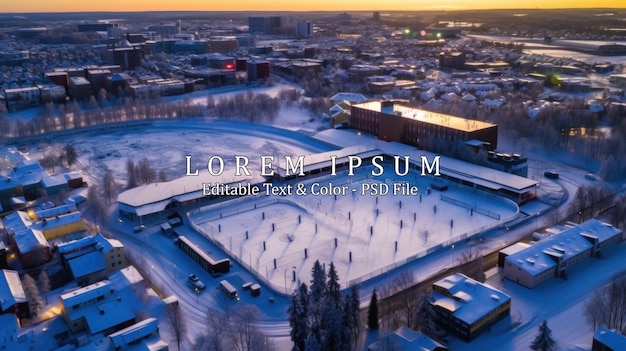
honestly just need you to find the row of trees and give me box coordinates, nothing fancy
[585,272,626,333]
[194,306,272,351]
[209,91,281,123]
[288,260,361,351]
[126,158,165,189]
[421,86,626,182]
[566,183,616,223]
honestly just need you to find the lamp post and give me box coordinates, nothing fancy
[451,244,455,267]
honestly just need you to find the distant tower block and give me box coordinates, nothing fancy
[373,12,380,21]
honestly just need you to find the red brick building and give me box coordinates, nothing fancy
[350,100,498,150]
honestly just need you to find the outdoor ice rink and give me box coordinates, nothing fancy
[189,168,519,293]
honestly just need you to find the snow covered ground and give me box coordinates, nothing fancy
[8,78,622,351]
[449,243,626,351]
[189,167,517,294]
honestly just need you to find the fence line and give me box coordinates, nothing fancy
[188,178,521,292]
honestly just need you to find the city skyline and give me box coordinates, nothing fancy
[2,0,625,13]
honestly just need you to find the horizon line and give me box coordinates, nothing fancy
[2,7,625,14]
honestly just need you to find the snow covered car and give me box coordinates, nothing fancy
[188,274,206,291]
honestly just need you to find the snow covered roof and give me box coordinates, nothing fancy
[117,172,266,214]
[70,296,135,335]
[312,129,537,194]
[110,266,144,289]
[57,235,97,254]
[109,317,159,348]
[330,92,368,103]
[40,174,68,189]
[35,202,77,220]
[60,280,112,309]
[594,327,626,349]
[506,219,622,276]
[31,211,84,232]
[2,211,49,253]
[354,101,496,132]
[368,326,447,351]
[0,270,27,311]
[67,250,106,279]
[274,145,381,177]
[432,273,510,325]
[499,242,531,257]
[0,160,48,191]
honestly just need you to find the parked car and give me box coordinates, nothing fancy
[544,171,559,179]
[133,225,146,233]
[188,274,206,290]
[585,173,596,181]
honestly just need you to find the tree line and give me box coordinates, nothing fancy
[288,260,361,351]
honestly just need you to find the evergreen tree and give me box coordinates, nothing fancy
[367,289,379,330]
[310,260,326,305]
[415,291,438,339]
[326,262,341,307]
[321,297,345,351]
[289,283,309,351]
[304,334,321,351]
[530,320,556,351]
[309,260,326,341]
[342,285,360,349]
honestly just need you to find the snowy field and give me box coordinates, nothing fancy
[189,167,519,294]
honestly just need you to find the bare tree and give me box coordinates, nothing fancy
[102,171,117,206]
[391,271,418,328]
[166,302,187,351]
[87,184,107,226]
[37,271,50,305]
[228,305,271,351]
[126,159,138,188]
[22,274,42,318]
[584,272,626,333]
[138,158,156,185]
[64,144,77,167]
[457,245,486,283]
[200,308,228,351]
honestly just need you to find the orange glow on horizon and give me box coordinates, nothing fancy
[2,0,625,13]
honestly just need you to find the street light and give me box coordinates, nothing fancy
[451,244,455,266]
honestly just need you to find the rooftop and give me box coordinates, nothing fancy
[0,270,27,311]
[506,219,622,276]
[432,273,511,325]
[594,327,626,349]
[353,101,496,132]
[117,172,266,213]
[60,280,112,308]
[312,129,537,193]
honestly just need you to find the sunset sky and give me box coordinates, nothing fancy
[1,0,625,13]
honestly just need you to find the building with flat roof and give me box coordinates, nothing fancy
[58,234,127,281]
[108,317,168,351]
[3,87,41,112]
[593,327,626,351]
[431,273,511,340]
[367,326,448,351]
[59,280,135,335]
[313,129,537,204]
[351,100,498,150]
[117,173,266,222]
[503,219,623,288]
